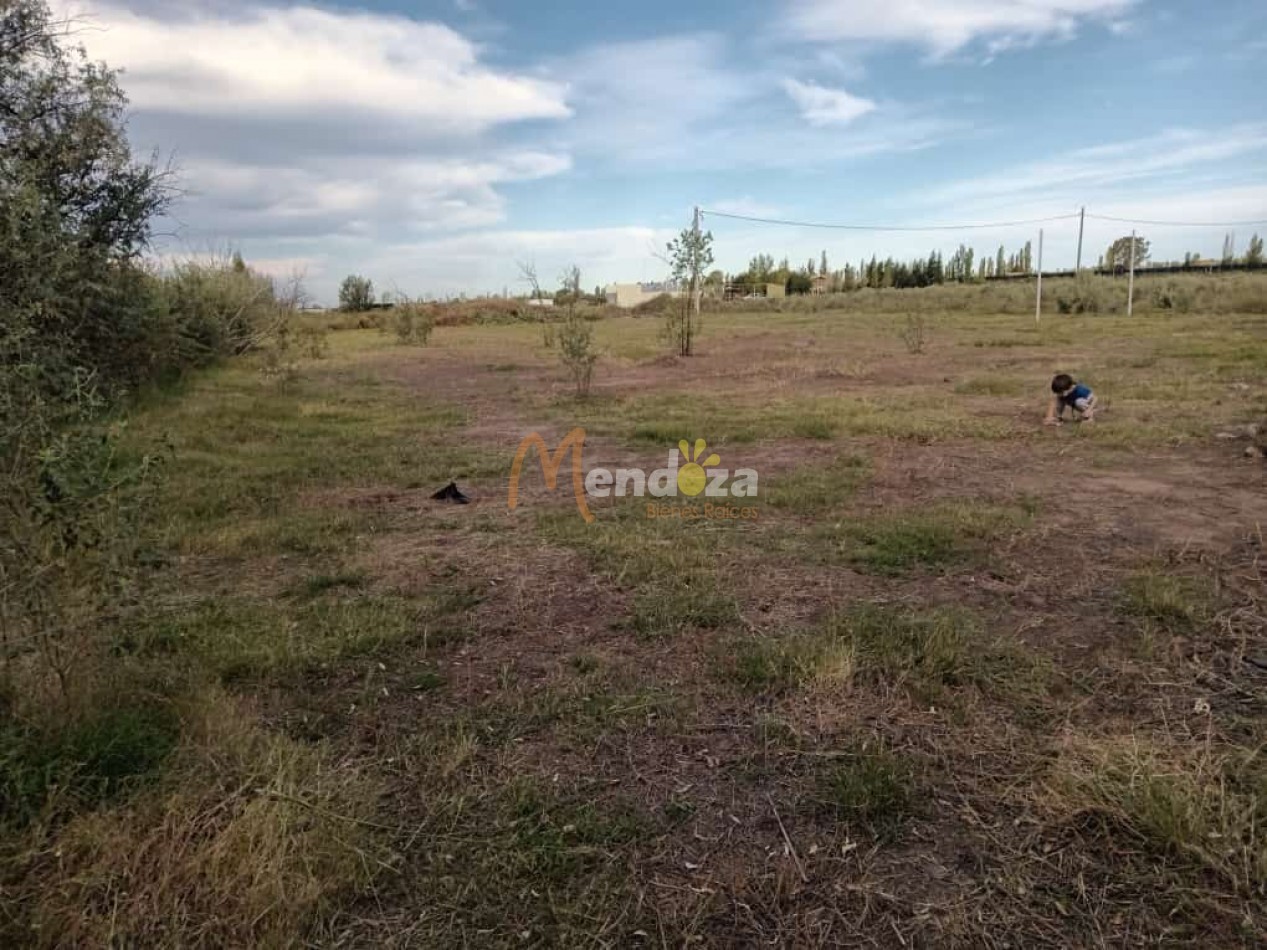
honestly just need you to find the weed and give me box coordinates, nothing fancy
[1050,736,1267,894]
[1120,571,1212,632]
[818,739,917,834]
[0,702,178,829]
[295,569,369,597]
[628,583,739,639]
[899,313,930,354]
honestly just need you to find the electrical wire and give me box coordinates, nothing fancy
[1085,212,1267,228]
[699,208,1081,232]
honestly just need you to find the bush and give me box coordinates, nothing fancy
[558,314,598,396]
[393,300,434,346]
[159,254,289,365]
[1151,282,1194,312]
[1056,277,1106,314]
[898,313,929,354]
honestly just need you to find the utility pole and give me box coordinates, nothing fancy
[1075,206,1085,273]
[1127,229,1136,317]
[691,207,703,353]
[1035,228,1044,324]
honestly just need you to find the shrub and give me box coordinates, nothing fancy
[1151,282,1194,312]
[558,314,597,396]
[338,274,374,312]
[393,300,434,346]
[1056,277,1106,314]
[898,313,929,354]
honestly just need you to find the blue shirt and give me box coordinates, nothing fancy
[1060,383,1093,407]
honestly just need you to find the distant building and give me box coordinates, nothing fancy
[526,297,555,308]
[605,281,681,309]
[810,274,830,295]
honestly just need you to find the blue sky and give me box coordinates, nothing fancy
[61,0,1267,302]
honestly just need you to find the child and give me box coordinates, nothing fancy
[1045,373,1098,425]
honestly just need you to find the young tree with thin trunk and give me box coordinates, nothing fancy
[663,226,714,357]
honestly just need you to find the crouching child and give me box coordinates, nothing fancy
[1045,373,1098,426]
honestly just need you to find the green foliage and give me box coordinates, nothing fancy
[1056,277,1106,314]
[818,740,917,834]
[663,226,714,356]
[338,274,375,312]
[393,300,435,346]
[1,702,178,829]
[1103,234,1151,271]
[159,255,287,365]
[1120,572,1211,632]
[817,502,1028,574]
[1245,233,1263,268]
[558,315,597,396]
[556,265,597,395]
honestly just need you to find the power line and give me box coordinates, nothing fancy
[699,208,1081,232]
[701,207,1267,232]
[1086,212,1267,228]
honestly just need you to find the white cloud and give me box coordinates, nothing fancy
[180,151,572,238]
[785,0,1137,57]
[57,1,569,129]
[552,34,755,164]
[51,1,576,251]
[926,125,1267,207]
[782,78,876,126]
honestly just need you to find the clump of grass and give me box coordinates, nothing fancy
[627,583,739,639]
[129,593,453,680]
[816,501,1029,574]
[0,701,179,831]
[294,568,369,597]
[954,376,1025,397]
[1120,571,1212,632]
[10,689,383,947]
[1049,736,1267,894]
[727,633,854,692]
[789,414,836,439]
[765,454,871,510]
[727,606,1046,703]
[818,739,918,835]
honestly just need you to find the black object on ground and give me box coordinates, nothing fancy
[431,481,470,504]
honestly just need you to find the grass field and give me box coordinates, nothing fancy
[5,302,1267,946]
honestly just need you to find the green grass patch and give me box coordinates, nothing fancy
[814,501,1030,574]
[1119,571,1213,632]
[627,583,739,638]
[765,454,871,510]
[124,366,504,554]
[292,568,369,597]
[725,605,1047,704]
[954,376,1027,397]
[1,702,179,830]
[817,739,918,835]
[128,585,480,680]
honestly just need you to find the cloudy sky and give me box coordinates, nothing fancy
[59,0,1267,302]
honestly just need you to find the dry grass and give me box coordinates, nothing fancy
[5,689,383,947]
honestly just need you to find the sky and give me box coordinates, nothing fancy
[56,0,1267,303]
